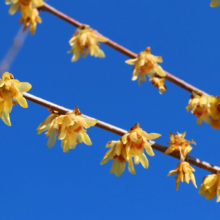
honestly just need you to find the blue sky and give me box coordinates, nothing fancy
[0,0,220,219]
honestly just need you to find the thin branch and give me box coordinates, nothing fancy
[40,2,208,96]
[23,92,219,173]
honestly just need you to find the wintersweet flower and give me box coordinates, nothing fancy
[5,0,43,18]
[125,47,166,86]
[199,171,220,202]
[209,96,220,129]
[186,91,211,125]
[210,0,220,7]
[150,77,167,94]
[0,72,32,126]
[168,161,197,191]
[37,107,97,153]
[164,132,196,161]
[18,8,42,35]
[68,24,107,62]
[100,123,161,176]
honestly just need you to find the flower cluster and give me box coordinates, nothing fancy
[37,107,97,152]
[210,0,220,7]
[186,91,220,129]
[125,47,166,90]
[166,132,197,190]
[5,0,43,34]
[68,24,107,62]
[164,132,196,161]
[168,161,197,190]
[100,123,161,177]
[199,171,220,202]
[0,72,32,126]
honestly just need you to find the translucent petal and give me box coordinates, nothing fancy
[148,133,161,140]
[17,82,32,93]
[140,153,149,169]
[80,130,92,145]
[69,132,77,149]
[115,161,126,177]
[128,159,136,175]
[46,129,57,148]
[167,170,177,176]
[4,98,13,114]
[210,0,220,7]
[14,92,28,108]
[9,2,19,15]
[37,114,57,134]
[110,158,118,174]
[143,142,155,156]
[125,58,137,65]
[1,110,11,126]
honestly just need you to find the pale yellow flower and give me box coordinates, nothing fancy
[0,72,31,126]
[18,8,42,35]
[210,0,220,7]
[5,0,43,18]
[37,107,97,153]
[168,161,197,191]
[208,96,220,129]
[199,171,220,202]
[68,25,107,62]
[100,123,161,176]
[186,91,211,125]
[125,47,166,86]
[150,77,167,94]
[164,132,195,161]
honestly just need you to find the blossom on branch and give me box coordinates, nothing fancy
[0,72,32,126]
[210,0,220,7]
[168,161,197,191]
[186,91,211,125]
[164,132,195,161]
[125,47,166,86]
[5,0,43,34]
[68,25,107,62]
[150,77,167,94]
[199,171,220,202]
[100,123,161,177]
[208,96,220,129]
[37,107,97,153]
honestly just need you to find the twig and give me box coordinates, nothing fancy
[23,92,219,173]
[40,2,209,96]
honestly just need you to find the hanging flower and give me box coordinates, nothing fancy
[164,132,195,161]
[100,123,161,176]
[37,107,97,152]
[0,72,32,126]
[125,47,166,86]
[208,96,220,129]
[68,24,107,62]
[18,8,42,35]
[186,91,211,125]
[210,0,220,7]
[150,77,167,94]
[199,171,220,202]
[168,161,197,191]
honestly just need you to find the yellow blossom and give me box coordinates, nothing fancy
[5,0,43,18]
[0,72,31,126]
[208,96,220,129]
[186,91,211,125]
[199,171,220,202]
[210,0,220,7]
[18,8,42,35]
[37,107,97,153]
[100,123,161,176]
[168,161,197,190]
[125,47,166,86]
[164,132,196,161]
[68,24,107,62]
[150,77,167,94]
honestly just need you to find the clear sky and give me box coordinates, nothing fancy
[0,0,220,219]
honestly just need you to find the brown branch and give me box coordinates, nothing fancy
[40,2,208,96]
[23,92,219,173]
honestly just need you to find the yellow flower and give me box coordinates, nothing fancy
[18,8,42,35]
[5,0,43,18]
[186,91,211,125]
[68,24,107,62]
[0,72,32,126]
[164,132,195,161]
[168,161,197,191]
[208,96,220,129]
[125,47,166,86]
[210,0,220,7]
[37,107,97,153]
[150,77,167,94]
[199,171,220,202]
[100,123,161,176]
